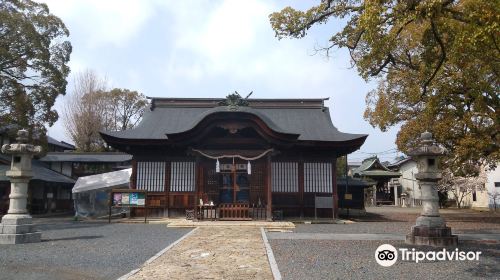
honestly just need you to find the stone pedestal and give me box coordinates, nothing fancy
[406,182,457,246]
[406,225,457,247]
[0,215,41,244]
[0,129,42,244]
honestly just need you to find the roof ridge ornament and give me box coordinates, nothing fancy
[218,91,252,110]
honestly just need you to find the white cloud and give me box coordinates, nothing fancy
[193,1,269,60]
[43,0,398,155]
[42,0,155,48]
[156,0,349,98]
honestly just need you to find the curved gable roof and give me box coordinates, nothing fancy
[353,157,401,177]
[101,97,367,143]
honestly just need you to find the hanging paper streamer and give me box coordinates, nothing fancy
[216,158,220,173]
[247,161,251,175]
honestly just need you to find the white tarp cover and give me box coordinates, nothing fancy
[72,168,132,193]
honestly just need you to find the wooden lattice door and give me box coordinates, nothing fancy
[203,161,219,204]
[249,160,265,207]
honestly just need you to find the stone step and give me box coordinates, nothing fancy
[0,232,41,244]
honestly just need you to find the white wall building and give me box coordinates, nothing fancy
[486,165,500,210]
[444,165,499,210]
[388,157,421,207]
[390,157,500,210]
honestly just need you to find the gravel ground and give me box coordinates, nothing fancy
[294,222,413,234]
[295,207,500,235]
[272,207,500,279]
[0,218,191,280]
[270,239,500,280]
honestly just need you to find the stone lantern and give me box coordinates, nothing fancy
[405,131,458,246]
[0,129,42,244]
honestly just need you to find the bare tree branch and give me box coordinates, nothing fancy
[422,20,447,96]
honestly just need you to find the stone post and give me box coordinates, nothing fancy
[393,181,399,206]
[0,129,42,244]
[405,132,458,246]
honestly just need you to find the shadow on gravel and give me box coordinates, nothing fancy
[42,235,103,242]
[454,229,500,234]
[444,218,500,224]
[348,212,412,223]
[35,222,108,231]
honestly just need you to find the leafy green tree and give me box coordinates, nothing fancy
[270,0,499,175]
[0,0,71,135]
[105,88,148,131]
[336,155,347,178]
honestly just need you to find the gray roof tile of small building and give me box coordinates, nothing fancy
[47,136,76,150]
[0,160,75,184]
[353,156,401,177]
[101,98,367,142]
[387,157,414,169]
[40,152,132,163]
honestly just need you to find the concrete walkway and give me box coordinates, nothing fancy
[267,232,500,242]
[164,219,295,229]
[128,227,274,280]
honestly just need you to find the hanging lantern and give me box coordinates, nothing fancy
[247,161,251,175]
[216,158,220,173]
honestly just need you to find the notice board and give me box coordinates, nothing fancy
[109,189,148,223]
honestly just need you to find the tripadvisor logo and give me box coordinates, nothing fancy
[375,244,398,267]
[375,244,482,267]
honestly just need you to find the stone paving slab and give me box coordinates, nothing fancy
[267,232,500,242]
[166,219,295,229]
[128,227,274,280]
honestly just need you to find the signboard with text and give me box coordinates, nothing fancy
[112,192,146,207]
[109,189,148,223]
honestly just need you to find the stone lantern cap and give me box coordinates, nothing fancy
[1,129,42,156]
[407,131,446,157]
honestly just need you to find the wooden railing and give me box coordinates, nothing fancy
[218,203,252,220]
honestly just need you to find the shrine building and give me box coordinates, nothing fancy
[100,95,367,220]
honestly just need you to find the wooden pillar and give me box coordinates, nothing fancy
[164,161,171,218]
[130,159,137,218]
[266,154,272,221]
[194,157,200,221]
[130,159,137,189]
[332,158,338,219]
[232,167,236,203]
[298,161,304,218]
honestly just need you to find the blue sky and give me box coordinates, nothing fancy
[42,0,402,163]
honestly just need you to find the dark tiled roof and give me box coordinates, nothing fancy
[0,124,18,134]
[387,157,414,169]
[101,98,367,143]
[1,125,75,150]
[0,160,75,184]
[47,136,75,150]
[356,170,401,177]
[40,152,132,163]
[0,153,9,164]
[353,156,401,178]
[337,177,371,187]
